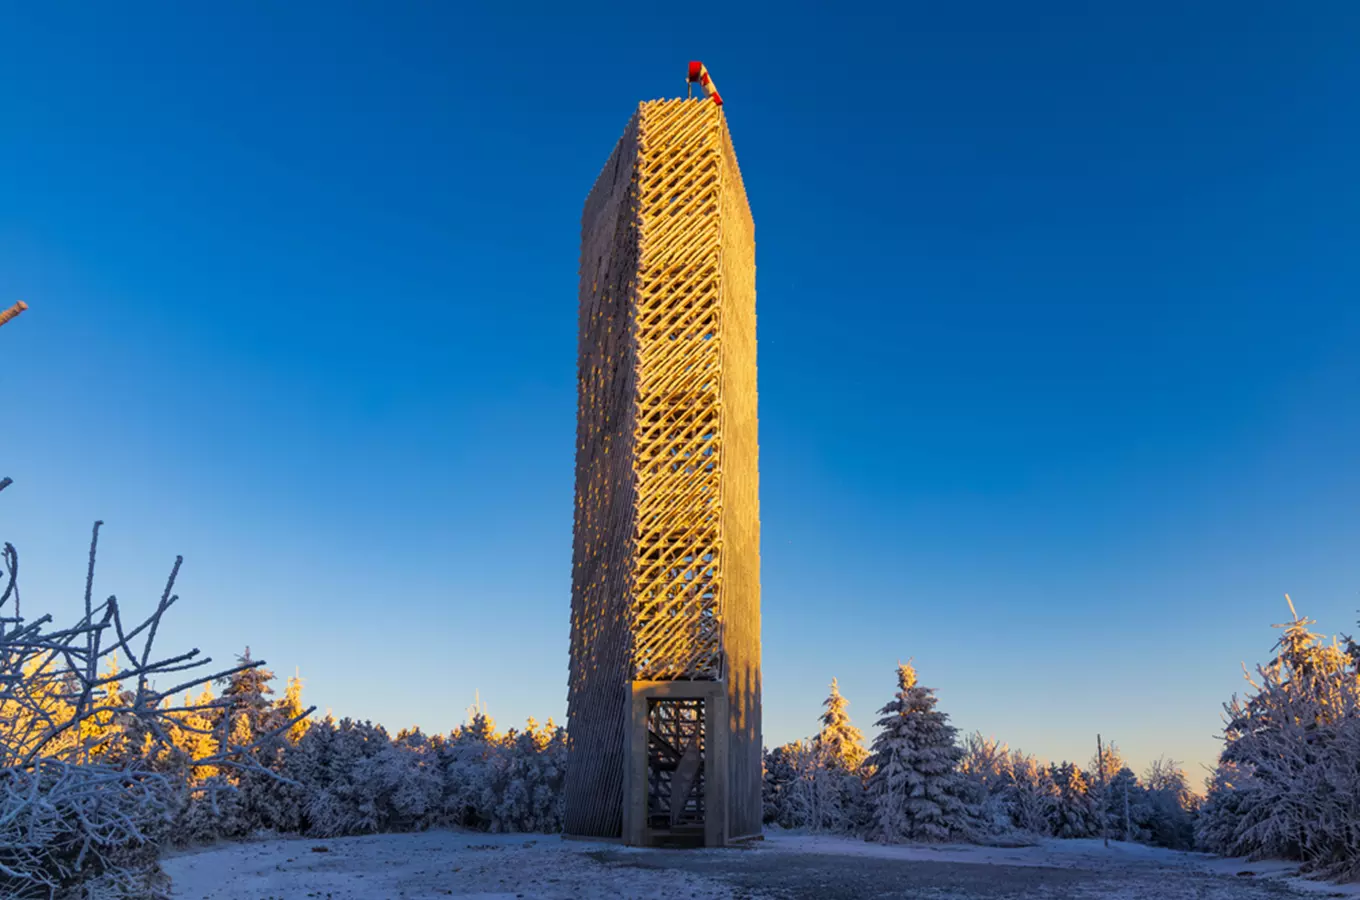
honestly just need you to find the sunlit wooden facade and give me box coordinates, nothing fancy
[566,98,761,846]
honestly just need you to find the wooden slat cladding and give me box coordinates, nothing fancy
[565,114,642,839]
[566,98,760,841]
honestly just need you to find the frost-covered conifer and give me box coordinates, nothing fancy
[1198,599,1360,878]
[863,663,975,843]
[278,673,311,744]
[1088,741,1126,793]
[1045,762,1099,838]
[1141,757,1196,850]
[1086,742,1146,841]
[1103,767,1150,842]
[482,718,568,832]
[214,648,276,746]
[762,743,800,826]
[959,733,1014,834]
[815,678,867,772]
[1004,750,1056,835]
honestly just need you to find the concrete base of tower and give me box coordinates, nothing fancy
[623,680,730,848]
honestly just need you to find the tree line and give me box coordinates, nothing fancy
[5,480,1359,897]
[761,667,1196,849]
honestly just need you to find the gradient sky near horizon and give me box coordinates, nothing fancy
[2,2,1357,781]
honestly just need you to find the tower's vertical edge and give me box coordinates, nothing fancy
[565,110,643,839]
[715,112,762,840]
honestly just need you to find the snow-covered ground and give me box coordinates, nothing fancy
[163,831,746,900]
[164,829,1360,899]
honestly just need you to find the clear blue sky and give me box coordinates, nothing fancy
[2,2,1357,782]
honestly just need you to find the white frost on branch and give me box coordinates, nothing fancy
[0,478,312,899]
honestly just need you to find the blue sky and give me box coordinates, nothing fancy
[1,2,1357,781]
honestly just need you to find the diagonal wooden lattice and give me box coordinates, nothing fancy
[566,98,761,841]
[631,98,728,682]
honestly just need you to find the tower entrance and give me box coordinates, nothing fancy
[625,680,728,846]
[646,697,706,844]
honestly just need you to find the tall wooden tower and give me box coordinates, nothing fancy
[565,83,761,847]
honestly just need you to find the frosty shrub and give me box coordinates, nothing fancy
[760,738,863,833]
[1198,599,1360,880]
[0,478,308,899]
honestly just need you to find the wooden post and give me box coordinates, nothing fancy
[1096,734,1108,848]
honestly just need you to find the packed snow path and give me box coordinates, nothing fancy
[164,830,1354,899]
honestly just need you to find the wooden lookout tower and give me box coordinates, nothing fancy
[565,65,761,848]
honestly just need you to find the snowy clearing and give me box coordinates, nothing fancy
[164,830,1360,899]
[163,831,747,900]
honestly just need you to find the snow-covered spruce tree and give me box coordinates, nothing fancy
[245,671,315,834]
[806,678,869,832]
[959,733,1017,834]
[360,725,443,832]
[480,718,568,832]
[1197,599,1360,879]
[1003,749,1057,835]
[863,663,976,843]
[1141,757,1196,850]
[757,679,870,835]
[800,741,859,833]
[764,741,836,830]
[815,678,867,771]
[293,717,442,837]
[278,672,311,745]
[762,743,799,825]
[1197,760,1256,856]
[1087,742,1150,842]
[0,479,311,899]
[1103,767,1152,843]
[1045,762,1099,838]
[213,649,276,744]
[200,649,279,838]
[1088,741,1126,800]
[439,709,501,828]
